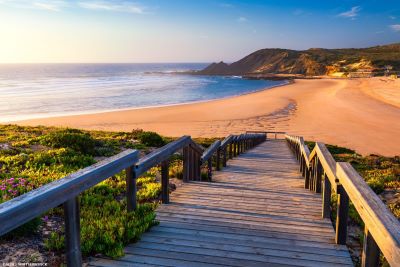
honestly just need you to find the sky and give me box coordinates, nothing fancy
[0,0,399,63]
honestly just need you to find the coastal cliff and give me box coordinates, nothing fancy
[198,43,400,77]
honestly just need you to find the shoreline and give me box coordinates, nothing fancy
[13,77,400,156]
[4,79,290,124]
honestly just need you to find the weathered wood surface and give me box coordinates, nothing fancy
[90,140,352,267]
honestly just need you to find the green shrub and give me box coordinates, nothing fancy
[389,203,400,218]
[367,178,385,194]
[137,176,156,187]
[27,148,95,170]
[45,181,158,258]
[137,131,165,147]
[40,129,96,155]
[137,182,161,202]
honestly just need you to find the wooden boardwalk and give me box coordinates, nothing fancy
[90,140,353,267]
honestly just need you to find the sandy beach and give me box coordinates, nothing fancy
[16,77,400,156]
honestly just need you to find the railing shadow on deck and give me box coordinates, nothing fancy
[286,134,400,267]
[0,132,268,266]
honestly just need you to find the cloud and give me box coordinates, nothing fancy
[338,6,361,18]
[237,16,247,23]
[78,1,145,14]
[389,16,396,20]
[390,24,400,32]
[33,1,65,11]
[0,0,67,11]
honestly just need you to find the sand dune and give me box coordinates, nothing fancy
[16,77,400,156]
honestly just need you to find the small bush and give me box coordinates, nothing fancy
[137,131,165,147]
[27,148,95,170]
[367,178,385,194]
[137,182,161,202]
[40,129,96,155]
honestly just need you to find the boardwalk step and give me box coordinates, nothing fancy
[90,140,353,267]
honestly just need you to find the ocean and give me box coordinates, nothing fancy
[0,63,286,122]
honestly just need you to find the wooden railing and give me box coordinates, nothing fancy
[246,130,286,139]
[0,132,266,266]
[285,135,400,267]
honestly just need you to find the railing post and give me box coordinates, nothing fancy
[161,160,169,204]
[308,159,314,191]
[312,158,318,192]
[335,185,349,245]
[126,166,137,211]
[361,227,380,267]
[64,197,82,267]
[305,165,311,189]
[315,159,323,193]
[193,151,200,180]
[299,156,304,174]
[234,140,238,156]
[207,158,212,181]
[229,143,233,159]
[223,146,227,167]
[322,174,331,219]
[183,146,189,182]
[190,147,194,180]
[216,147,221,171]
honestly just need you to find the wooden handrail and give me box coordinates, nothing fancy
[285,134,400,267]
[0,149,139,236]
[135,136,192,177]
[246,131,286,139]
[0,132,266,267]
[220,135,233,148]
[201,140,221,163]
[337,163,400,266]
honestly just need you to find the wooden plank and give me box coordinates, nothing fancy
[128,242,352,267]
[158,201,326,220]
[138,234,353,263]
[143,229,351,257]
[152,223,348,250]
[125,247,292,267]
[156,215,336,239]
[156,208,334,231]
[89,258,161,267]
[93,253,224,267]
